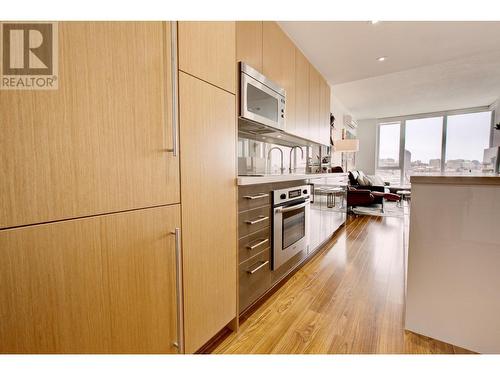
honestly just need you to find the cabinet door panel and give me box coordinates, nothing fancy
[319,78,331,145]
[0,205,180,353]
[294,48,310,138]
[236,21,263,72]
[0,22,179,229]
[262,22,295,132]
[178,21,236,93]
[179,73,237,353]
[308,65,321,144]
[103,205,180,353]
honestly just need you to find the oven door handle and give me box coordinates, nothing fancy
[277,201,309,213]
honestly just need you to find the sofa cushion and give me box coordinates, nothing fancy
[348,170,359,185]
[357,171,371,186]
[366,174,385,186]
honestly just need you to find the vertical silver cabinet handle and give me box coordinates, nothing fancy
[171,227,184,353]
[167,21,179,157]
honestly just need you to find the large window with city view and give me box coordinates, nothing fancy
[376,122,402,185]
[376,109,493,185]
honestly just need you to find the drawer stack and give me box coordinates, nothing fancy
[238,184,273,312]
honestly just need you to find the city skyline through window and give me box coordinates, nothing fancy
[376,110,493,184]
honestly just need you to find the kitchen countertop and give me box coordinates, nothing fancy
[410,174,500,186]
[237,172,348,186]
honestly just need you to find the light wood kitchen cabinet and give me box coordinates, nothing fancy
[0,22,180,229]
[262,22,296,132]
[0,205,181,353]
[236,21,263,72]
[235,21,332,146]
[294,48,310,139]
[179,72,237,353]
[309,65,321,143]
[320,78,331,145]
[178,21,236,93]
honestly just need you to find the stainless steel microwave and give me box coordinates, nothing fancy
[240,62,286,131]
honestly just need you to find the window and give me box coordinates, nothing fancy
[376,109,493,185]
[377,122,401,168]
[376,122,401,185]
[445,112,492,173]
[404,116,443,183]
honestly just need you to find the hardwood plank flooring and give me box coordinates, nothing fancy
[213,214,474,354]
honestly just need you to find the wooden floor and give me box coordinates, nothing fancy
[213,213,473,354]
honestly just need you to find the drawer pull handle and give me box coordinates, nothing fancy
[245,216,268,225]
[247,260,270,275]
[246,238,269,250]
[243,193,269,200]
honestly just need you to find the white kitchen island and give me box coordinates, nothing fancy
[405,175,500,353]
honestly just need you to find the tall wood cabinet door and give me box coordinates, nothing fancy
[102,205,181,354]
[262,22,296,132]
[179,72,237,353]
[178,22,236,93]
[236,21,263,71]
[0,205,180,354]
[0,22,180,229]
[294,48,310,139]
[309,65,321,143]
[319,78,331,145]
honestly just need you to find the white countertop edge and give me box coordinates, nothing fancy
[237,173,348,186]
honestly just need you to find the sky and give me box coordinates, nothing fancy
[379,111,492,163]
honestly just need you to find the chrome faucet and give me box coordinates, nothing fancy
[268,147,285,174]
[289,146,304,173]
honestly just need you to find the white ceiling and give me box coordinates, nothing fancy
[279,21,500,120]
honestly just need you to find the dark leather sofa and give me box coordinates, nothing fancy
[347,170,385,207]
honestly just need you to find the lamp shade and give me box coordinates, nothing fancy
[334,138,359,152]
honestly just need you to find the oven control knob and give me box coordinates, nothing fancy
[303,189,307,194]
[280,194,286,199]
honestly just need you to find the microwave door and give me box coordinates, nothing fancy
[241,73,285,130]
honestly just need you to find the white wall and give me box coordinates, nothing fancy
[330,93,354,168]
[356,119,377,175]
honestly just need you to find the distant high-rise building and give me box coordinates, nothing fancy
[429,158,441,169]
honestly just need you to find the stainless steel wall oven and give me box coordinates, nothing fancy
[272,185,310,270]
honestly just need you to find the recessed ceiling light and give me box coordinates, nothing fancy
[371,20,380,24]
[376,56,386,62]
